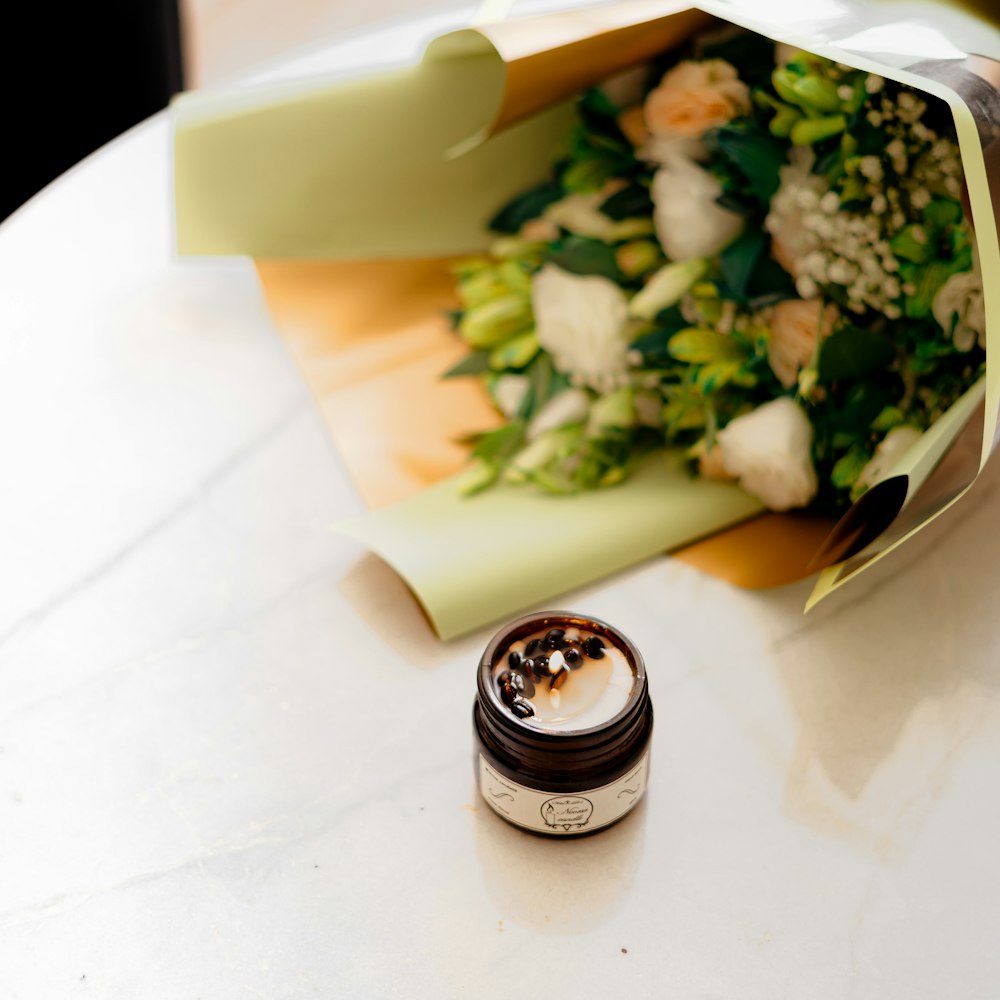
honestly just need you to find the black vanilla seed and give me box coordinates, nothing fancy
[507,650,522,671]
[564,645,583,667]
[535,655,549,675]
[509,672,525,694]
[511,698,534,718]
[525,638,542,657]
[584,636,606,659]
[545,628,565,649]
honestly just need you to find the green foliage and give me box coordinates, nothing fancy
[830,442,871,490]
[668,327,748,365]
[818,324,896,382]
[545,236,626,283]
[712,122,787,203]
[718,228,768,300]
[599,183,654,221]
[488,182,563,234]
[440,38,983,513]
[700,31,775,89]
[443,351,491,378]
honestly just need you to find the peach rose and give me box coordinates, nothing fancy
[644,59,750,139]
[767,299,838,389]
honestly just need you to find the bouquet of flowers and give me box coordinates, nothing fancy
[172,1,1000,637]
[447,30,986,515]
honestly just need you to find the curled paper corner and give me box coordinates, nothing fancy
[426,2,714,155]
[422,29,507,159]
[805,381,988,610]
[337,453,765,641]
[806,477,910,574]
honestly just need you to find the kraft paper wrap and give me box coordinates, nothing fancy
[174,1,1000,638]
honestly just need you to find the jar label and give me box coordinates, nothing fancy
[478,752,649,835]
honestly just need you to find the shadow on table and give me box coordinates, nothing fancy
[338,553,486,669]
[762,450,1000,857]
[473,798,648,933]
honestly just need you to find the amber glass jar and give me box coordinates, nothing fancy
[473,611,653,837]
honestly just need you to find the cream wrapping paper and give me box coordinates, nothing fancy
[174,1,1000,638]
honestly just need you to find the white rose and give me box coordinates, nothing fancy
[855,425,922,492]
[651,155,744,260]
[932,250,986,352]
[532,265,631,391]
[716,397,818,511]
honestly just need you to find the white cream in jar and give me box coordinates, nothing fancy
[493,625,635,731]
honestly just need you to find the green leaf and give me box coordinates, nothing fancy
[871,405,905,433]
[459,295,533,348]
[821,383,893,438]
[578,87,629,139]
[772,66,808,107]
[719,228,768,300]
[789,75,841,113]
[662,392,709,432]
[923,197,963,229]
[817,324,895,382]
[489,182,563,234]
[668,327,747,365]
[589,388,636,430]
[443,351,491,378]
[713,123,787,203]
[545,237,625,283]
[746,254,797,308]
[629,259,708,320]
[891,225,933,264]
[522,354,554,419]
[694,360,747,393]
[629,307,687,365]
[471,423,526,463]
[489,331,539,371]
[562,155,619,194]
[830,442,871,490]
[903,260,961,319]
[599,184,654,221]
[457,460,499,496]
[701,33,775,89]
[790,114,847,146]
[768,104,803,139]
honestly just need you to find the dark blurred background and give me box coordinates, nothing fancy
[1,0,184,222]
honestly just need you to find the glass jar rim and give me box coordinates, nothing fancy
[477,610,647,742]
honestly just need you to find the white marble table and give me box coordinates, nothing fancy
[3,6,1000,998]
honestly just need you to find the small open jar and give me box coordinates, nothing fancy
[473,611,653,836]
